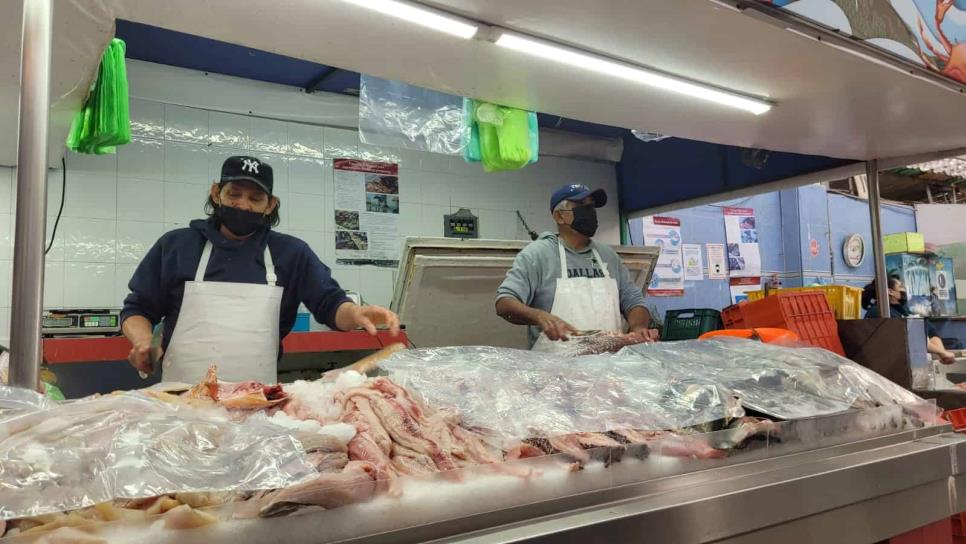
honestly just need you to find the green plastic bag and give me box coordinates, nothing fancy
[67,38,131,155]
[474,101,532,172]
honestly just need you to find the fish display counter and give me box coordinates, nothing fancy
[1,339,963,544]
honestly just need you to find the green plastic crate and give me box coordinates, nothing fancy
[661,309,722,341]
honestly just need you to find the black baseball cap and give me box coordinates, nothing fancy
[550,184,607,211]
[220,156,273,195]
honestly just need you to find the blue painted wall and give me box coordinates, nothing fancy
[629,186,918,322]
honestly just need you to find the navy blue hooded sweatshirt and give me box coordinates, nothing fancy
[120,218,351,354]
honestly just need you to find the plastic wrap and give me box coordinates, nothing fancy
[381,340,927,443]
[381,346,743,442]
[358,75,468,155]
[0,392,315,521]
[0,386,50,423]
[620,340,922,419]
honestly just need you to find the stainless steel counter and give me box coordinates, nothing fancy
[341,426,965,544]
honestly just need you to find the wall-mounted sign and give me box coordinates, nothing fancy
[809,239,820,257]
[843,233,865,268]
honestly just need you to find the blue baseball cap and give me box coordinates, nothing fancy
[550,184,607,211]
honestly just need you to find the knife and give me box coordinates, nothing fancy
[139,325,163,379]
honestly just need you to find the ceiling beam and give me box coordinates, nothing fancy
[304,66,340,94]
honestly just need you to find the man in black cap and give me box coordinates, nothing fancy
[496,184,656,351]
[121,156,399,384]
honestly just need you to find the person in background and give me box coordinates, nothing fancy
[495,184,658,351]
[121,156,399,384]
[863,275,956,364]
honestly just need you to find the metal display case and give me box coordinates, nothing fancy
[389,237,659,349]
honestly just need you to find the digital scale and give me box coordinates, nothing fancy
[42,309,121,336]
[444,208,479,239]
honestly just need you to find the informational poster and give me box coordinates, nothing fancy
[644,216,684,297]
[682,244,704,281]
[730,277,761,304]
[706,243,728,280]
[333,159,400,267]
[723,207,761,278]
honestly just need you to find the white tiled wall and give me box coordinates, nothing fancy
[0,91,619,346]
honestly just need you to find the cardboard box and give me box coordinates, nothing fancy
[883,232,925,254]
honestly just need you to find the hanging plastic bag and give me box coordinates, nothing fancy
[66,38,131,155]
[464,99,539,172]
[358,75,468,155]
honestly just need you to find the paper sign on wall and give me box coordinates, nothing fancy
[706,243,727,280]
[333,159,400,267]
[682,244,704,281]
[730,276,761,304]
[644,216,684,296]
[723,207,762,278]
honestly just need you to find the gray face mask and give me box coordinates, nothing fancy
[570,205,598,237]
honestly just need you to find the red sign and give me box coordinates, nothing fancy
[723,207,755,216]
[332,159,398,175]
[651,216,680,226]
[809,239,820,257]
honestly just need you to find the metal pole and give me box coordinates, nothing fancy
[866,160,891,320]
[9,0,52,389]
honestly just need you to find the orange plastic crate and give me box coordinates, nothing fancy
[738,291,845,356]
[946,409,966,432]
[721,303,746,329]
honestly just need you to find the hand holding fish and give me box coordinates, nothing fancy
[336,302,401,337]
[535,311,578,341]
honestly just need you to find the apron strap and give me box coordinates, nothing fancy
[264,244,277,286]
[194,241,214,282]
[557,240,569,279]
[194,240,277,286]
[590,247,611,278]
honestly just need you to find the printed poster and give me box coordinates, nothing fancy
[706,243,728,280]
[722,207,761,278]
[333,159,400,267]
[730,277,761,304]
[682,244,704,281]
[644,216,684,297]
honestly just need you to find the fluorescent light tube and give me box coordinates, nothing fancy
[495,32,772,115]
[342,0,479,39]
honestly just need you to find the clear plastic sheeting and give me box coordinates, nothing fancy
[358,75,468,155]
[0,386,50,423]
[381,346,743,443]
[0,392,315,521]
[621,340,923,419]
[381,340,927,442]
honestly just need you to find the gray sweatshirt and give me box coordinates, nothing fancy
[496,232,647,347]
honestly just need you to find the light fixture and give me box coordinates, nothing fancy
[341,0,479,39]
[494,32,772,115]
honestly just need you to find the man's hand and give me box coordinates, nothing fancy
[535,311,578,341]
[336,303,401,336]
[128,339,161,375]
[122,315,158,375]
[636,328,660,343]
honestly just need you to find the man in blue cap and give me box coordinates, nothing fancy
[495,184,656,351]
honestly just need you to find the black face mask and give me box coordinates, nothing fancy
[216,205,266,237]
[569,205,598,237]
[898,292,909,306]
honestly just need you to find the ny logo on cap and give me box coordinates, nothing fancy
[241,158,260,174]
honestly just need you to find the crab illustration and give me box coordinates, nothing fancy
[918,0,966,83]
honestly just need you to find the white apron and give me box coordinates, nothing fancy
[162,240,283,384]
[531,241,623,353]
